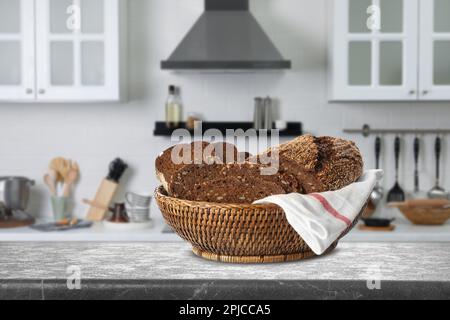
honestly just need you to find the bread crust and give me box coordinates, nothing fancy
[273,135,363,193]
[314,136,363,191]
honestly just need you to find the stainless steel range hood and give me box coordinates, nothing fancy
[161,0,291,70]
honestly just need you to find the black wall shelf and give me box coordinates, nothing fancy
[154,122,302,137]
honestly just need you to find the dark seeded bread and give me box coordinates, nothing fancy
[155,141,210,191]
[168,162,299,203]
[314,136,364,191]
[266,135,363,193]
[204,142,239,164]
[156,135,363,203]
[177,177,286,204]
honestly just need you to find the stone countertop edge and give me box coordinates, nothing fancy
[0,242,449,300]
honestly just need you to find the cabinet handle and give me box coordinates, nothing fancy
[422,90,429,95]
[409,90,416,95]
[38,89,46,94]
[26,88,33,94]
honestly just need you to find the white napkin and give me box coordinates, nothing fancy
[253,170,383,255]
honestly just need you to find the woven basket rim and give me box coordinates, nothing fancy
[154,185,282,210]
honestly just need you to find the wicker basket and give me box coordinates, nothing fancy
[155,186,364,263]
[397,205,450,225]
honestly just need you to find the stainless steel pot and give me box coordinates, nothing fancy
[0,177,35,212]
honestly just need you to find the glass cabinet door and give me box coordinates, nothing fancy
[0,0,35,101]
[331,0,419,101]
[35,0,119,101]
[419,0,450,100]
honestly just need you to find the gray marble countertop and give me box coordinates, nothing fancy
[1,242,449,300]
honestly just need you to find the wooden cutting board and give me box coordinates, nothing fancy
[358,225,396,232]
[0,216,35,229]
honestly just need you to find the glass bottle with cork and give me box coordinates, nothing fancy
[165,85,182,129]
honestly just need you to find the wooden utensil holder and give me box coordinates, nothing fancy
[84,179,119,221]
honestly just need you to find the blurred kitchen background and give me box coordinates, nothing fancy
[0,0,450,241]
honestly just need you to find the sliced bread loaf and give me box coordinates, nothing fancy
[175,177,286,204]
[168,162,299,203]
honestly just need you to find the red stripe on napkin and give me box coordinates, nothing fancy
[309,193,352,227]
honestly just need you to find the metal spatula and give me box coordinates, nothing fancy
[387,136,405,203]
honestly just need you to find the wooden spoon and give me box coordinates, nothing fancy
[62,169,79,197]
[44,173,57,196]
[49,157,66,182]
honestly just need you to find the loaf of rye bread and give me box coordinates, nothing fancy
[257,135,364,193]
[155,141,239,191]
[168,162,299,204]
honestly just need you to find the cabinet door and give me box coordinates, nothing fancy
[419,0,450,100]
[330,0,419,101]
[35,0,119,102]
[0,0,35,101]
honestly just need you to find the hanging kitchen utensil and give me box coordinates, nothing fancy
[370,136,383,206]
[428,136,447,199]
[413,136,420,193]
[387,136,405,203]
[364,136,383,218]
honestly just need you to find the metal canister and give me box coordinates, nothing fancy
[253,97,264,130]
[263,96,273,130]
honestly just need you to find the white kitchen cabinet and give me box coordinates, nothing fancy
[419,0,450,100]
[329,0,419,101]
[329,0,450,101]
[0,0,35,101]
[0,0,120,102]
